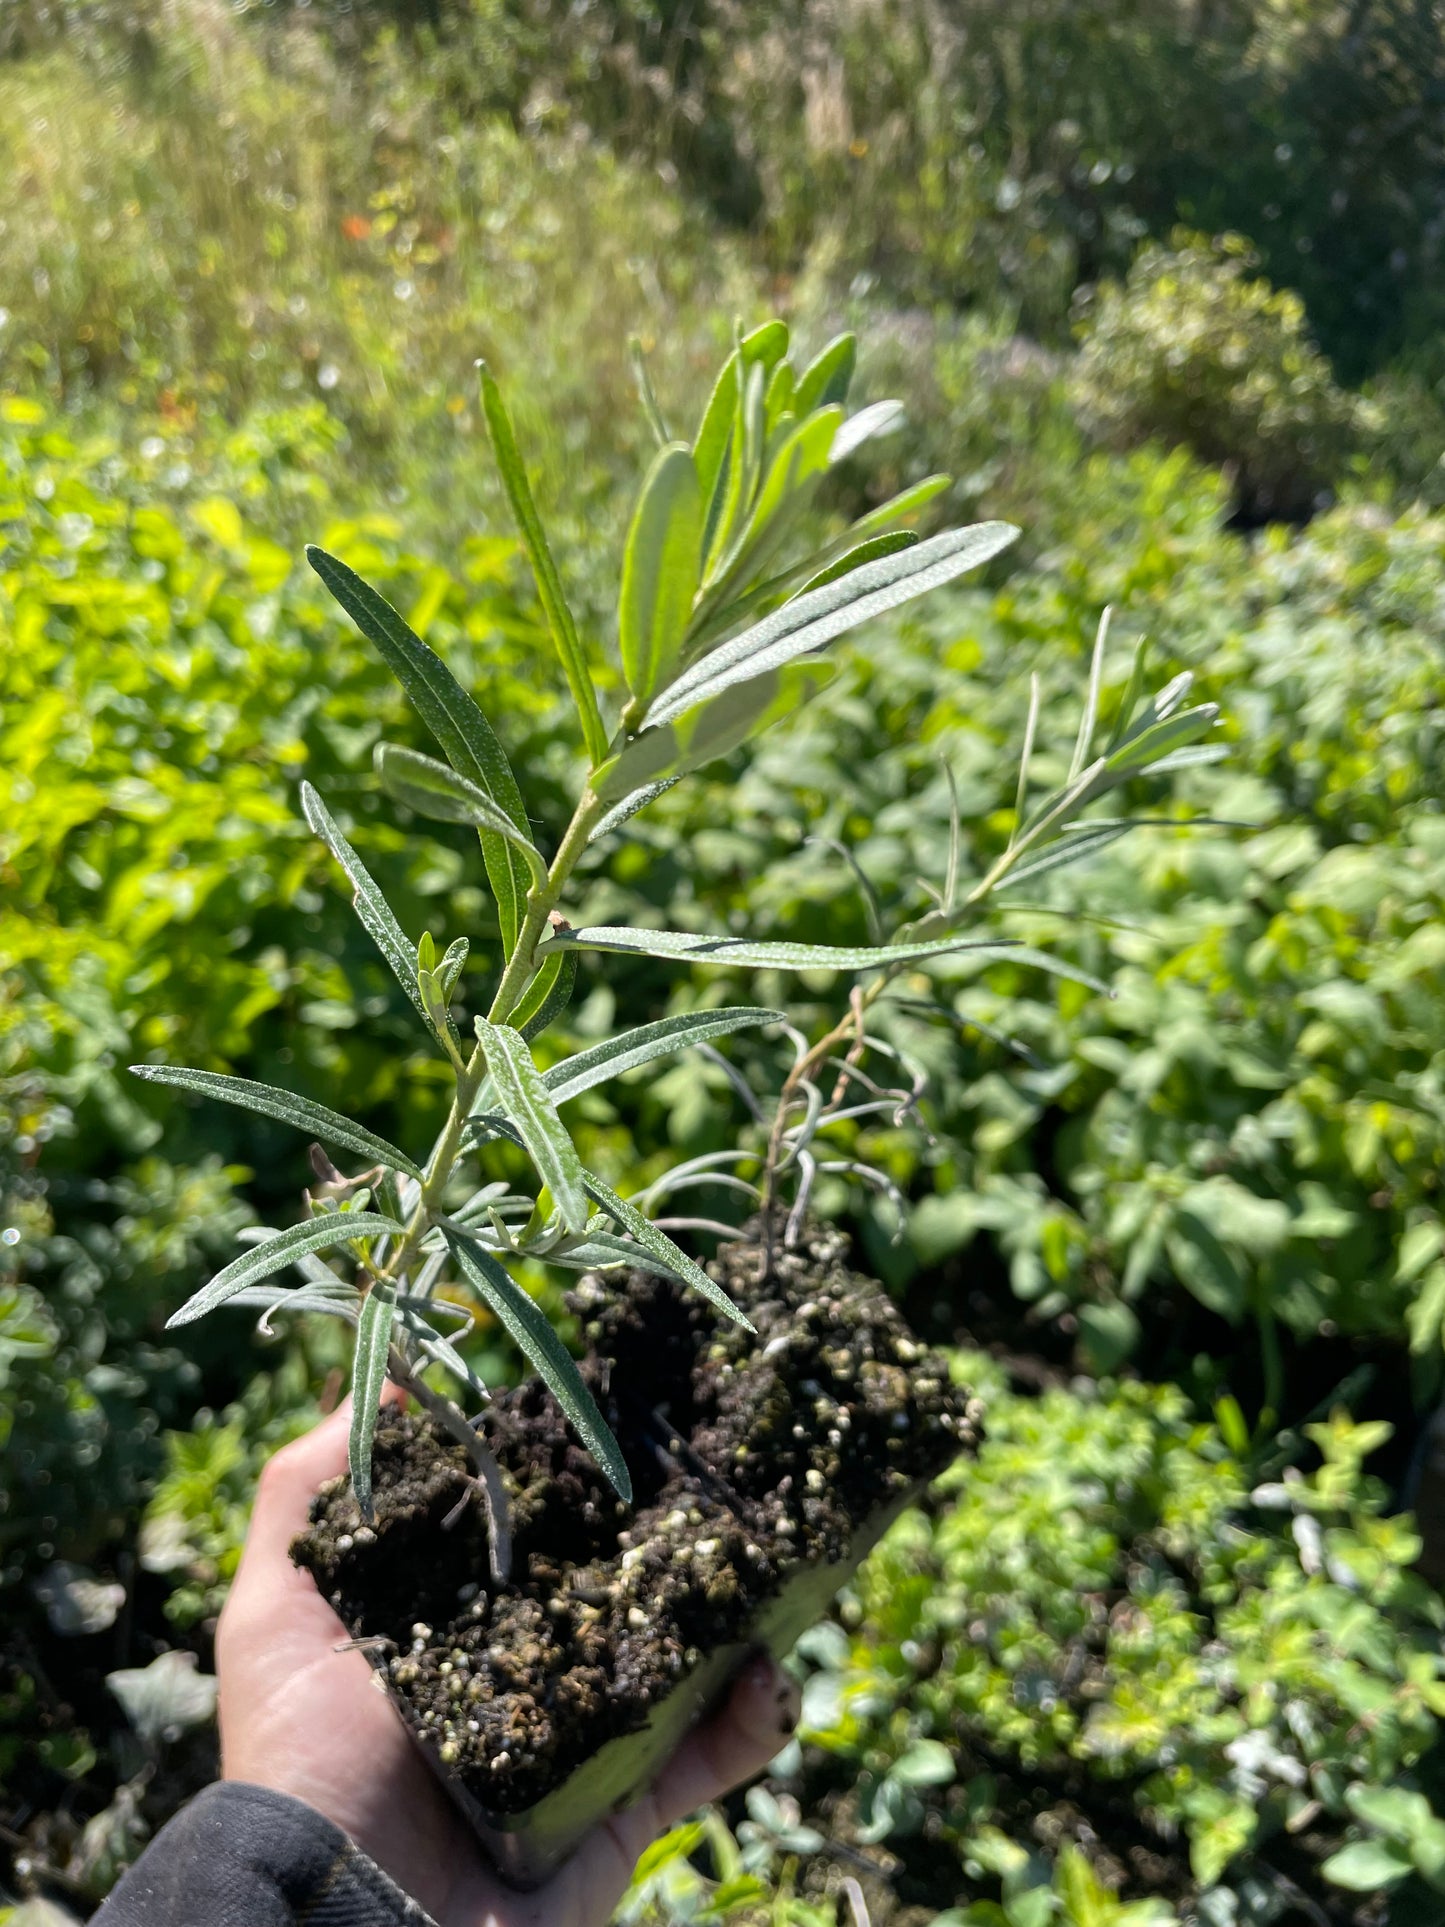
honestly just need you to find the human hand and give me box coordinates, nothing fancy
[216,1394,800,1927]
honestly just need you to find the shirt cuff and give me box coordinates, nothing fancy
[93,1779,439,1927]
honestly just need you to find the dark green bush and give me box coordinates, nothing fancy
[1073,234,1365,525]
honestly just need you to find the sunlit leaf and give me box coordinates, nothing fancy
[620,443,702,706]
[477,361,608,767]
[793,332,856,413]
[129,1063,424,1181]
[305,545,531,950]
[474,1020,588,1233]
[581,1172,751,1328]
[542,926,1020,971]
[166,1213,402,1327]
[444,1229,631,1501]
[652,522,1019,727]
[350,1280,397,1520]
[300,781,451,1050]
[375,743,549,889]
[545,1006,783,1104]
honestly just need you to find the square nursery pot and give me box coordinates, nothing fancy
[293,1223,980,1890]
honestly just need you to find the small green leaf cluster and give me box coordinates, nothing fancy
[790,1360,1445,1908]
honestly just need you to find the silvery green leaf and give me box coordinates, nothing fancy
[300,782,450,1049]
[651,522,1019,727]
[474,1020,588,1234]
[1140,743,1231,775]
[400,1307,490,1407]
[706,405,842,599]
[1003,823,1135,886]
[588,776,684,844]
[438,936,469,998]
[538,1233,699,1280]
[620,443,702,706]
[514,948,577,1042]
[166,1213,402,1327]
[829,398,905,464]
[793,332,856,413]
[1105,703,1220,776]
[375,743,549,889]
[693,351,740,507]
[443,1229,631,1502]
[594,658,838,802]
[478,362,608,768]
[581,1172,751,1329]
[107,1651,217,1745]
[304,546,531,950]
[1069,607,1111,783]
[350,1281,398,1519]
[796,530,918,597]
[224,1283,360,1326]
[542,926,1020,972]
[129,1064,425,1181]
[545,1006,783,1105]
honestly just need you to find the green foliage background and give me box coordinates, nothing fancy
[3,3,1445,1922]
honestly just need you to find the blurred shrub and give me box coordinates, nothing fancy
[1073,233,1365,525]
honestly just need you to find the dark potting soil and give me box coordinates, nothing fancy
[293,1224,978,1817]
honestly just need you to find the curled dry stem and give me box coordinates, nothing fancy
[386,1345,514,1584]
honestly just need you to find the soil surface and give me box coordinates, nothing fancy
[293,1224,977,1816]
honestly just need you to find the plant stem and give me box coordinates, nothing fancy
[487,788,604,1025]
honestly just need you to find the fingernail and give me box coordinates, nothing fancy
[744,1653,775,1696]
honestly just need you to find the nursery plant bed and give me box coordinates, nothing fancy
[294,1224,979,1888]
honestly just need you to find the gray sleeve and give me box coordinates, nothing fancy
[93,1780,439,1927]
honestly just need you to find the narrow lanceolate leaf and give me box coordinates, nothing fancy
[438,936,469,999]
[793,332,857,414]
[587,775,684,844]
[1002,822,1135,886]
[350,1281,398,1520]
[707,406,843,597]
[738,318,790,372]
[545,1007,783,1105]
[975,944,1116,999]
[541,926,1020,972]
[167,1213,403,1327]
[305,545,531,951]
[300,782,446,1049]
[129,1064,424,1182]
[444,1229,631,1502]
[620,444,702,707]
[829,399,905,465]
[477,362,608,769]
[798,530,918,596]
[582,1172,751,1330]
[513,948,577,1042]
[1069,607,1111,783]
[594,658,838,801]
[474,1020,588,1234]
[650,522,1019,728]
[692,350,740,506]
[375,744,549,890]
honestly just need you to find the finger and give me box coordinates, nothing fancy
[622,1652,800,1848]
[231,1383,406,1595]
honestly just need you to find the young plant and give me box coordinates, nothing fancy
[130,320,1028,1533]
